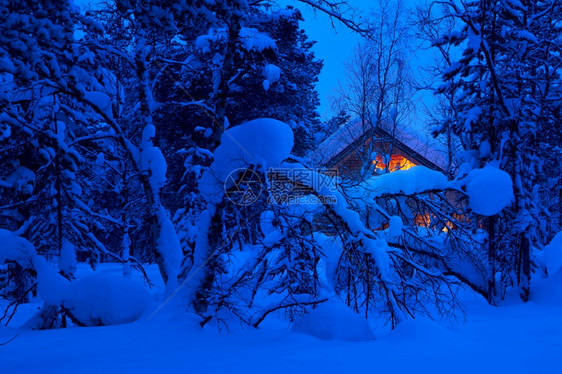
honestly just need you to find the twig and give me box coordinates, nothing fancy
[252,298,328,328]
[0,334,19,347]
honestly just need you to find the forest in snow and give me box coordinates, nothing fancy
[0,0,561,372]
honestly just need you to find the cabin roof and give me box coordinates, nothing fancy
[309,118,448,171]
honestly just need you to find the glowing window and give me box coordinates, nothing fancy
[372,155,416,172]
[414,213,431,227]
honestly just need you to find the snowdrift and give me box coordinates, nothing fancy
[293,300,374,342]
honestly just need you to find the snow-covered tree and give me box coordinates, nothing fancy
[425,0,562,301]
[1,0,505,332]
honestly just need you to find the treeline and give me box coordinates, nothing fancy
[0,0,560,329]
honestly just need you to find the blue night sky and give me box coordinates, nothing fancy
[285,0,437,122]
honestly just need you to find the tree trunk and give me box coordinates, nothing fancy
[519,232,531,301]
[487,215,496,304]
[191,13,241,314]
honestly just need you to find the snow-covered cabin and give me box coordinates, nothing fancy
[309,118,455,231]
[310,118,448,180]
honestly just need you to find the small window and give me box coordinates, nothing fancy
[373,155,416,172]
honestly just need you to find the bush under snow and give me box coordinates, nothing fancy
[1,229,151,327]
[63,273,151,326]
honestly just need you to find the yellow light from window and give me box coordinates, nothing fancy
[373,155,416,172]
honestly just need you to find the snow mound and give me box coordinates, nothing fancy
[1,230,151,326]
[64,273,151,326]
[531,266,562,306]
[0,229,71,305]
[465,166,513,216]
[293,300,374,342]
[543,232,562,276]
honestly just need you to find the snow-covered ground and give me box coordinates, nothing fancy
[1,263,561,373]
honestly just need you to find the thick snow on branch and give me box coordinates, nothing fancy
[262,64,281,91]
[188,119,294,308]
[239,28,277,52]
[140,124,167,193]
[199,118,294,200]
[0,229,36,269]
[464,165,514,216]
[84,91,113,120]
[196,28,276,54]
[281,163,404,318]
[58,238,77,276]
[156,206,182,294]
[195,34,215,54]
[1,166,36,194]
[351,164,513,217]
[359,166,449,198]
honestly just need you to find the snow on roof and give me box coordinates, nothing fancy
[309,118,448,171]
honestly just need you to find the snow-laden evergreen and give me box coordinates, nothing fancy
[0,0,560,371]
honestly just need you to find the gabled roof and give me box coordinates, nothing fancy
[309,118,449,171]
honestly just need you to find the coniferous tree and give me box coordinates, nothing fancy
[426,0,562,301]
